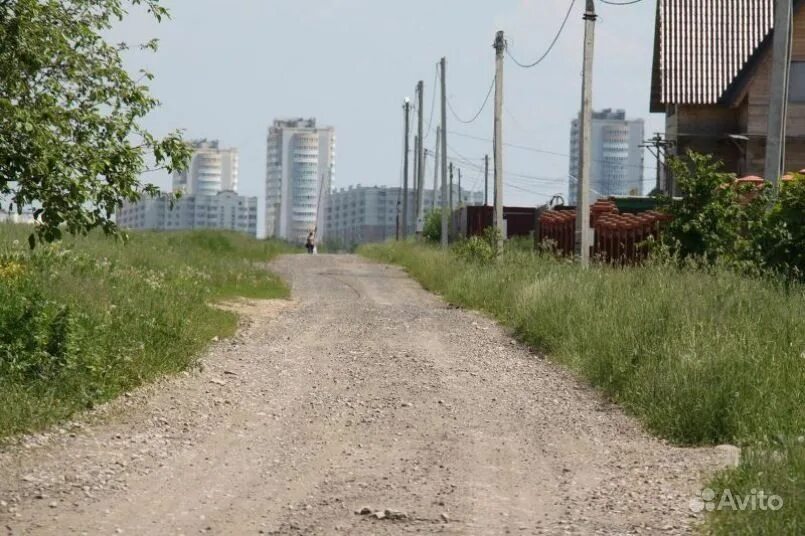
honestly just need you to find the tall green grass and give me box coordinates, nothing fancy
[0,226,293,437]
[360,241,804,535]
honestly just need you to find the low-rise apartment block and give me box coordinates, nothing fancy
[117,191,258,236]
[324,184,483,247]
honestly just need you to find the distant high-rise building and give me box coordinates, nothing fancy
[568,109,644,204]
[265,118,335,243]
[173,139,239,196]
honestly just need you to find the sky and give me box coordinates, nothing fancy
[113,0,663,230]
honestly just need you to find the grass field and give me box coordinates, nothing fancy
[0,226,293,438]
[360,241,804,535]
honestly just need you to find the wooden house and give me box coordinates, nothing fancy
[651,0,805,190]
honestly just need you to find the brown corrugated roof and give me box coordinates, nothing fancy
[651,0,776,111]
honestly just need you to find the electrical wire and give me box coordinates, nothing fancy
[446,75,496,124]
[447,130,657,171]
[445,146,566,185]
[506,0,577,68]
[599,0,644,5]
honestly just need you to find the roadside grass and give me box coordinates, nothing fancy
[360,241,804,535]
[0,226,294,438]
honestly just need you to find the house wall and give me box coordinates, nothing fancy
[668,105,743,184]
[742,8,805,173]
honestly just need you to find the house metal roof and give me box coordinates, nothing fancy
[651,0,777,110]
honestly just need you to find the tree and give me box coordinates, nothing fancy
[0,0,190,245]
[662,152,765,266]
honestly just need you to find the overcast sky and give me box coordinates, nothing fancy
[115,0,662,218]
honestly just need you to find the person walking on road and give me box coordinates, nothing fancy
[305,231,315,255]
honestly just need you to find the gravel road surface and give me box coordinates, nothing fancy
[0,255,725,535]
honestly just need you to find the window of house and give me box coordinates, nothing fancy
[789,62,805,103]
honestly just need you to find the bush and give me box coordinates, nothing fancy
[758,175,805,278]
[663,152,805,279]
[452,226,501,264]
[422,209,443,243]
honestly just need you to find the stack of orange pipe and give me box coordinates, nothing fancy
[593,211,671,264]
[538,210,577,256]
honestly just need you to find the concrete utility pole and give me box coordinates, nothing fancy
[457,168,462,206]
[402,98,411,239]
[484,154,489,206]
[433,126,441,213]
[576,1,596,267]
[449,162,455,240]
[416,80,426,237]
[408,134,419,234]
[413,133,419,223]
[764,0,794,187]
[440,58,449,249]
[493,31,505,248]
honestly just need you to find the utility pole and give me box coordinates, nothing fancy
[402,97,411,239]
[493,31,505,249]
[764,0,793,188]
[640,133,673,194]
[484,154,489,207]
[576,1,596,267]
[395,189,401,240]
[449,162,454,240]
[416,80,426,237]
[458,168,462,206]
[413,133,419,226]
[433,126,441,213]
[395,213,400,240]
[440,58,449,249]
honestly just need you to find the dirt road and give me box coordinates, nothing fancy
[0,255,724,535]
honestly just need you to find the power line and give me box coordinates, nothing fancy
[446,75,496,124]
[506,0,577,68]
[446,145,566,185]
[599,0,645,5]
[447,129,657,171]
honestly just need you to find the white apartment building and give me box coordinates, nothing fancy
[265,118,335,244]
[117,191,258,236]
[568,109,644,204]
[173,139,239,196]
[325,184,484,247]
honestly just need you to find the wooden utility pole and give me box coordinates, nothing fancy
[493,31,505,249]
[484,154,489,206]
[416,80,426,236]
[576,1,596,267]
[433,126,441,212]
[440,58,449,249]
[640,133,672,194]
[764,0,793,187]
[402,98,411,239]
